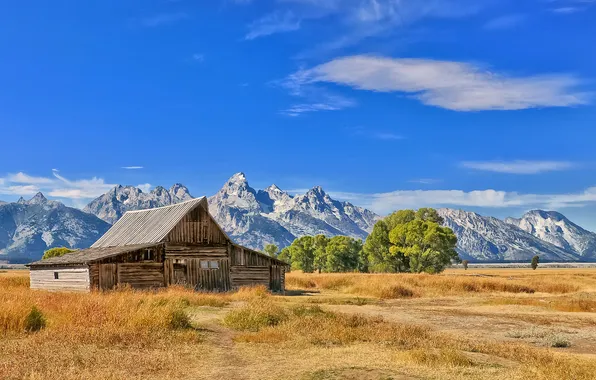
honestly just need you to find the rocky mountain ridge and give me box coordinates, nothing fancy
[505,210,596,260]
[438,208,584,262]
[3,172,595,263]
[0,193,110,263]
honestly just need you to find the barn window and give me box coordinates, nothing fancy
[143,249,154,261]
[200,260,219,270]
[54,272,59,280]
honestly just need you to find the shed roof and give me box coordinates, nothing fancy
[91,197,207,248]
[28,243,159,267]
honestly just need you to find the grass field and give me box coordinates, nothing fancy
[1,268,596,380]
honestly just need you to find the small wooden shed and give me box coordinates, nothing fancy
[27,197,288,292]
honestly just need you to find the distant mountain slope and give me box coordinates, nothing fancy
[438,208,581,262]
[0,193,110,263]
[505,210,596,260]
[83,184,193,224]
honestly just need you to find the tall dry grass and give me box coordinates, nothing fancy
[286,271,586,298]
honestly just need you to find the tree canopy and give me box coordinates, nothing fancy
[364,208,459,274]
[263,244,279,258]
[42,247,75,260]
[283,234,365,273]
[277,208,458,274]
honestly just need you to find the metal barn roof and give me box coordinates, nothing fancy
[91,197,207,248]
[28,243,159,266]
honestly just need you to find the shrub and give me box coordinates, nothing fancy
[462,260,469,270]
[223,299,288,331]
[548,335,571,348]
[378,284,416,299]
[24,306,46,332]
[169,308,191,330]
[399,348,475,367]
[42,247,75,260]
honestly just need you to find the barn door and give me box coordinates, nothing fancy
[99,264,118,290]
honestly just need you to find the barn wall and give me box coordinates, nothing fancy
[117,263,165,289]
[166,205,227,245]
[165,244,228,259]
[30,266,90,292]
[230,266,270,287]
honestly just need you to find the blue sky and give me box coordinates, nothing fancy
[1,0,595,229]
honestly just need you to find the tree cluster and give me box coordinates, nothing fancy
[272,235,365,273]
[363,208,460,274]
[42,247,75,260]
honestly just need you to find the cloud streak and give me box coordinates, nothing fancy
[328,186,596,215]
[286,55,591,111]
[122,166,144,170]
[0,170,117,200]
[461,160,576,174]
[245,11,301,40]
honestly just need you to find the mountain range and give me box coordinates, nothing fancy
[1,172,595,263]
[0,193,110,263]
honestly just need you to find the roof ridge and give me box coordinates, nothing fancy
[124,196,205,214]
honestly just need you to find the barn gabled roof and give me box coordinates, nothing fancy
[92,197,207,248]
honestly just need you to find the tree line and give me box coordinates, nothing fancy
[264,208,460,274]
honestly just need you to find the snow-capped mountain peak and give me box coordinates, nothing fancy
[27,192,48,205]
[84,183,195,224]
[505,210,596,259]
[439,208,582,262]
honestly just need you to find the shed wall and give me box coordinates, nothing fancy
[30,266,90,292]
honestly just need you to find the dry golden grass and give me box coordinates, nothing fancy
[1,269,596,380]
[284,270,586,298]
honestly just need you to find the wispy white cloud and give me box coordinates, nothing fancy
[328,186,596,215]
[548,0,596,13]
[461,160,575,174]
[282,93,356,116]
[245,11,301,40]
[0,169,117,201]
[137,183,152,193]
[7,172,54,184]
[140,12,189,27]
[122,166,144,170]
[349,126,403,140]
[408,178,442,184]
[550,6,583,13]
[192,53,205,62]
[287,55,590,111]
[244,0,489,51]
[484,14,525,30]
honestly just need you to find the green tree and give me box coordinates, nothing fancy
[289,236,315,273]
[313,235,329,273]
[263,244,279,258]
[364,217,410,272]
[42,247,75,260]
[531,255,540,270]
[325,236,362,273]
[278,247,292,266]
[462,260,469,270]
[388,219,458,274]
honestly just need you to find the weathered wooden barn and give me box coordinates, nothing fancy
[27,197,287,292]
